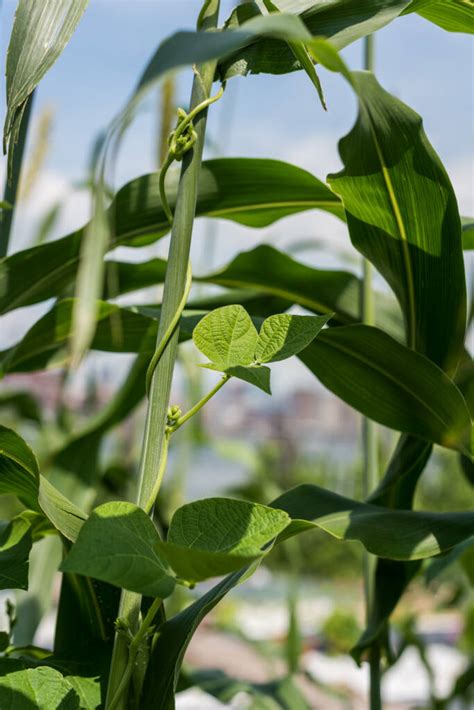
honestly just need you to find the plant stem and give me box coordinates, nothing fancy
[108,597,162,710]
[362,33,381,710]
[0,92,34,258]
[170,374,229,432]
[105,3,220,706]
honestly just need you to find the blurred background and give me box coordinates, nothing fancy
[0,1,473,707]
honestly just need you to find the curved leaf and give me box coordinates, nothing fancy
[0,159,342,316]
[405,0,474,32]
[61,502,175,598]
[0,426,39,510]
[328,72,466,374]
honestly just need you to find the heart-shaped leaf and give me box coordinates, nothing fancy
[61,502,175,598]
[157,498,290,583]
[255,313,330,363]
[193,305,258,370]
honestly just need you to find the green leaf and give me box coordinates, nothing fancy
[301,325,472,455]
[273,484,474,560]
[196,244,403,337]
[0,513,34,590]
[0,426,39,510]
[4,0,89,166]
[0,158,343,316]
[328,72,466,374]
[193,305,258,370]
[157,498,290,583]
[0,665,80,709]
[226,365,272,394]
[220,1,411,79]
[462,217,474,249]
[61,502,175,598]
[38,476,87,543]
[405,0,474,32]
[255,313,330,363]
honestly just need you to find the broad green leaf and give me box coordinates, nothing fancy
[0,426,39,510]
[4,0,89,165]
[255,313,330,363]
[0,513,34,590]
[220,1,411,79]
[157,498,290,582]
[328,72,466,374]
[0,665,80,709]
[301,325,472,455]
[38,476,87,543]
[61,501,175,598]
[225,365,272,394]
[462,217,474,249]
[193,305,258,370]
[0,159,343,316]
[196,245,403,338]
[405,0,474,32]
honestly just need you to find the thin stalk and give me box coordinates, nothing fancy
[170,374,229,432]
[105,3,220,706]
[0,92,34,258]
[362,33,381,710]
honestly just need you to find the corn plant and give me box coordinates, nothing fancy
[0,1,473,708]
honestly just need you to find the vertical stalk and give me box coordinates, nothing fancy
[105,3,220,707]
[362,34,381,710]
[0,92,34,258]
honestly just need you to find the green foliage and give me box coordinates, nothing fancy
[321,609,361,655]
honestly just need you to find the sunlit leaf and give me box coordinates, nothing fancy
[193,305,258,370]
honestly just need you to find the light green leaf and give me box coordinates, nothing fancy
[0,158,343,317]
[4,0,89,166]
[328,71,466,374]
[255,313,330,363]
[226,365,272,394]
[193,305,259,370]
[157,497,289,583]
[0,426,39,510]
[301,325,472,455]
[0,666,80,709]
[38,476,87,543]
[405,0,474,32]
[61,501,175,598]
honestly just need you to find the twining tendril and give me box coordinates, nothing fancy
[158,82,225,224]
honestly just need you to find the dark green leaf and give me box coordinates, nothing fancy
[0,158,343,317]
[226,364,272,394]
[0,513,34,591]
[328,72,466,374]
[61,502,175,597]
[301,325,472,455]
[157,498,290,582]
[0,391,41,423]
[0,426,39,510]
[38,477,87,543]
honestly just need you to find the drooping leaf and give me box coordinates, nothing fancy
[255,313,330,363]
[196,245,403,337]
[0,426,40,510]
[220,0,411,79]
[193,305,259,370]
[0,159,343,316]
[61,502,175,598]
[156,498,290,583]
[404,0,474,33]
[300,325,472,455]
[38,476,87,543]
[0,665,80,709]
[4,0,90,165]
[328,72,466,374]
